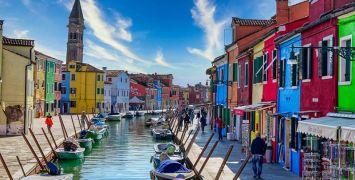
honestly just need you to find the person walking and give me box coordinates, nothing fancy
[178,112,184,131]
[217,116,223,141]
[200,115,206,133]
[184,112,190,127]
[45,113,53,131]
[251,132,266,179]
[80,111,87,129]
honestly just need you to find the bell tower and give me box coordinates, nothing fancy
[66,0,84,63]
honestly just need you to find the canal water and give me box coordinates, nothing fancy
[57,115,167,180]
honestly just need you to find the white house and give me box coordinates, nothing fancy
[106,70,130,113]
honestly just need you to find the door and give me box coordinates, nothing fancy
[63,103,68,114]
[285,118,291,169]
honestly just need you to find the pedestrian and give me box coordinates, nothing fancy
[196,111,201,123]
[217,116,223,141]
[45,113,53,131]
[184,112,190,127]
[178,112,184,131]
[251,132,266,179]
[200,115,206,133]
[189,109,194,125]
[80,111,87,129]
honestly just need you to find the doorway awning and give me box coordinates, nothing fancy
[297,113,355,140]
[233,102,275,115]
[129,96,145,104]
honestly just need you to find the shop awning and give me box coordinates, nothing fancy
[129,96,145,104]
[298,114,355,140]
[233,102,275,115]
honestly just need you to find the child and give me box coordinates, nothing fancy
[45,114,53,130]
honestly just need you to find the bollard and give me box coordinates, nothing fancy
[0,153,13,180]
[193,133,215,169]
[215,145,234,180]
[70,114,78,138]
[21,133,46,171]
[16,156,26,177]
[41,127,56,156]
[47,127,58,149]
[197,140,219,177]
[29,128,48,164]
[185,126,200,156]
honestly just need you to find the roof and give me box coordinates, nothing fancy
[73,62,104,73]
[106,70,125,77]
[69,0,84,19]
[232,17,276,26]
[212,54,226,63]
[3,36,34,46]
[35,50,63,63]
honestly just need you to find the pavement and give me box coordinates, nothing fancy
[176,118,301,180]
[0,114,84,180]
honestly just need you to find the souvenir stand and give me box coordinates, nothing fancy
[298,113,355,180]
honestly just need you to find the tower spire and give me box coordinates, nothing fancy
[66,0,84,63]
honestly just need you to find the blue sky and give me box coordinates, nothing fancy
[0,0,302,86]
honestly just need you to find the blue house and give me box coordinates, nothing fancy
[107,70,130,113]
[276,34,302,175]
[212,54,228,135]
[60,71,71,114]
[153,80,162,110]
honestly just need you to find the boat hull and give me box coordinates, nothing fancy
[152,129,173,140]
[77,139,92,149]
[106,115,121,121]
[21,174,74,180]
[150,171,195,180]
[55,148,85,160]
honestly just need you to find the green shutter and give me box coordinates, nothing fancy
[233,63,238,81]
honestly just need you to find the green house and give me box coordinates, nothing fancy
[338,12,355,112]
[45,59,56,116]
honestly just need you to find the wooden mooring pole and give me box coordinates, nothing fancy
[0,153,13,180]
[193,133,215,169]
[59,115,69,139]
[233,153,252,180]
[215,145,234,180]
[41,127,56,156]
[70,114,78,138]
[16,156,26,177]
[21,133,46,171]
[47,127,58,149]
[29,128,49,165]
[197,140,219,177]
[179,124,189,145]
[185,126,200,156]
[77,114,83,131]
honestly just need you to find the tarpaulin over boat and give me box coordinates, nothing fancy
[156,160,191,173]
[297,113,355,140]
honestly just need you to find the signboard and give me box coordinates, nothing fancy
[242,122,250,153]
[233,109,245,116]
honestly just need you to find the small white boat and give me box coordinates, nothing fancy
[21,174,73,180]
[136,111,145,116]
[107,113,121,121]
[122,112,134,118]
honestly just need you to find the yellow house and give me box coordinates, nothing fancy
[0,20,35,135]
[67,60,104,114]
[34,51,46,118]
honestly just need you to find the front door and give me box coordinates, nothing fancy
[63,103,68,114]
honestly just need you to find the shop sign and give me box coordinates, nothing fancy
[233,109,245,116]
[243,119,249,124]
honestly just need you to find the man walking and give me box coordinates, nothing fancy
[217,116,223,141]
[251,132,266,179]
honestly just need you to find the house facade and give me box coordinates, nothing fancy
[34,51,46,118]
[153,80,162,110]
[107,70,130,113]
[60,70,70,114]
[54,61,62,115]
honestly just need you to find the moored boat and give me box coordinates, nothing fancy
[21,174,74,180]
[107,113,121,121]
[91,117,106,124]
[55,148,85,160]
[76,138,93,149]
[151,153,185,168]
[152,129,173,140]
[122,112,134,119]
[154,143,181,154]
[135,111,145,116]
[150,160,195,180]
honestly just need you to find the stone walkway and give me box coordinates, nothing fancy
[177,118,301,180]
[0,114,85,180]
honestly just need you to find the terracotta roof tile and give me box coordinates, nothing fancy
[106,70,125,77]
[232,17,276,26]
[3,36,34,46]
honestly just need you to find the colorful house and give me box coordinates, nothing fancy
[54,61,62,115]
[44,59,56,116]
[153,80,162,110]
[66,61,104,113]
[145,87,157,110]
[0,21,35,135]
[107,70,130,113]
[34,51,46,118]
[60,70,70,114]
[338,10,355,112]
[129,79,146,110]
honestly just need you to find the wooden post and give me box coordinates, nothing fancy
[16,156,26,177]
[179,124,188,145]
[185,126,200,156]
[29,128,48,164]
[47,127,58,149]
[197,140,219,176]
[193,133,215,169]
[77,114,83,131]
[58,115,67,139]
[183,129,194,146]
[233,154,252,180]
[59,115,69,138]
[21,133,45,171]
[85,115,92,129]
[215,145,234,180]
[41,128,56,156]
[0,153,13,180]
[70,114,78,138]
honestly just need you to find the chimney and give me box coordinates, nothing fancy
[102,67,107,71]
[276,0,289,25]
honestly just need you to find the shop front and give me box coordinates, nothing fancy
[297,113,355,179]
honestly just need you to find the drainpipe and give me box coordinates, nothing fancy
[24,47,34,134]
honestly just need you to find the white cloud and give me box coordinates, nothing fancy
[13,29,29,39]
[188,0,227,61]
[115,17,133,42]
[155,50,175,68]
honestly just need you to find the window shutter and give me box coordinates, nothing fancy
[253,59,257,84]
[345,40,351,81]
[309,48,313,79]
[278,60,282,87]
[296,54,300,85]
[300,48,305,80]
[318,42,323,77]
[282,60,286,87]
[329,37,334,76]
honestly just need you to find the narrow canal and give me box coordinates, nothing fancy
[57,115,166,180]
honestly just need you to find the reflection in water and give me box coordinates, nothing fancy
[57,115,169,180]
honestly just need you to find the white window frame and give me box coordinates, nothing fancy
[302,43,312,82]
[245,62,249,87]
[339,35,352,85]
[321,35,334,79]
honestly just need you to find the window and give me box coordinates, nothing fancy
[70,88,76,94]
[233,63,238,81]
[253,57,263,84]
[61,87,66,94]
[101,88,104,94]
[237,65,241,87]
[339,37,352,83]
[54,82,58,91]
[104,90,106,96]
[108,77,112,82]
[97,88,100,94]
[97,75,100,81]
[62,74,66,80]
[69,64,75,69]
[71,74,76,80]
[272,50,277,80]
[278,59,286,88]
[121,78,123,82]
[263,54,268,82]
[117,90,120,96]
[125,78,127,83]
[245,63,249,86]
[301,45,313,80]
[96,103,100,108]
[70,101,76,108]
[319,36,333,77]
[290,118,298,149]
[291,53,300,87]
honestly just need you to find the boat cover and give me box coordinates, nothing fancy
[156,160,191,173]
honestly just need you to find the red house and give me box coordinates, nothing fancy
[130,80,146,98]
[299,0,353,116]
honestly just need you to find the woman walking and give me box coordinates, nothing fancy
[217,116,223,141]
